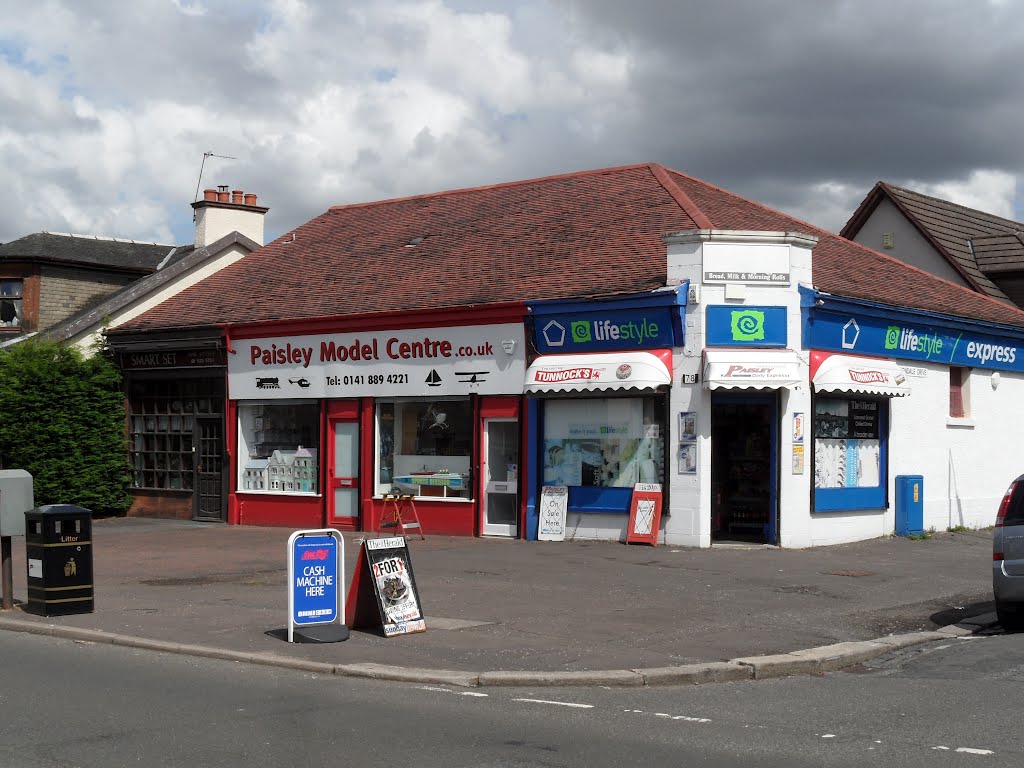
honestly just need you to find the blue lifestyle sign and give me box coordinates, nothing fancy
[287,529,344,642]
[806,305,1024,373]
[534,308,675,353]
[706,305,788,347]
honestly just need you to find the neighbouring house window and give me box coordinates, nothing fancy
[541,397,666,488]
[0,279,23,328]
[127,378,224,491]
[237,402,319,494]
[813,396,887,511]
[377,398,472,499]
[949,366,969,418]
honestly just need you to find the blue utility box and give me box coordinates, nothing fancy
[895,475,924,536]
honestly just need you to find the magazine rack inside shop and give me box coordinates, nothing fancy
[379,492,425,539]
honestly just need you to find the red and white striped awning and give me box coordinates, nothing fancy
[810,351,911,396]
[703,348,803,390]
[525,349,672,393]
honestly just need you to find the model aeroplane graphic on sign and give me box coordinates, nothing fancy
[455,371,488,384]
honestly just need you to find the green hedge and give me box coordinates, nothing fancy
[0,339,131,515]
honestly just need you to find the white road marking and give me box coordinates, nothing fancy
[418,685,487,698]
[932,746,950,751]
[821,734,836,738]
[624,708,711,723]
[514,698,594,709]
[955,747,994,755]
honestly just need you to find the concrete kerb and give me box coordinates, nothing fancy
[0,615,994,688]
[478,669,644,687]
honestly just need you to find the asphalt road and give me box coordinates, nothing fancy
[0,629,1020,767]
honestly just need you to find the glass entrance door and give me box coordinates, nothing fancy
[710,394,778,545]
[327,418,360,529]
[481,418,519,537]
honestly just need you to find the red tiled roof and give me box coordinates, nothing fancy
[666,170,1024,327]
[118,163,1024,333]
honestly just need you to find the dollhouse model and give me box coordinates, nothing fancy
[265,446,318,493]
[242,458,269,491]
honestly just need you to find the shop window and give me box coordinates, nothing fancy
[813,396,887,512]
[237,402,319,494]
[377,398,472,499]
[541,397,666,512]
[0,279,23,328]
[949,366,970,419]
[127,378,224,491]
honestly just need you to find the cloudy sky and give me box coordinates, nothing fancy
[2,0,1022,247]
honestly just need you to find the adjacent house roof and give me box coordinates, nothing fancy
[0,232,187,274]
[841,181,1024,300]
[971,232,1024,275]
[40,231,259,344]
[116,164,1024,334]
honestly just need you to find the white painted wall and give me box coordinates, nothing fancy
[851,198,969,288]
[195,205,265,249]
[800,362,1024,547]
[554,229,1021,549]
[663,232,815,548]
[891,363,1023,531]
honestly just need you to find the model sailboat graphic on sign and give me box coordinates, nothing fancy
[425,370,442,387]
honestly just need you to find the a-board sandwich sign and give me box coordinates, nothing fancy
[626,483,663,546]
[346,536,426,637]
[287,529,348,643]
[538,485,569,541]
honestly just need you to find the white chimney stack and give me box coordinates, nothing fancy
[192,185,268,248]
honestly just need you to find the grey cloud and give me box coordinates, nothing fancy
[2,0,1022,246]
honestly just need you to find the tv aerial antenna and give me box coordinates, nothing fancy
[192,150,237,204]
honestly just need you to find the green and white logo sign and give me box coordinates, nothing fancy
[706,305,787,347]
[731,310,765,342]
[570,320,592,343]
[534,309,675,351]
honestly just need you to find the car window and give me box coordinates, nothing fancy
[1007,479,1024,526]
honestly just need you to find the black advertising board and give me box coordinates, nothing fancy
[345,536,426,637]
[813,397,880,440]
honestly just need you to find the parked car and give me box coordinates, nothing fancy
[993,474,1024,631]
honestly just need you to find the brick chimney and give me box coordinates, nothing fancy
[191,184,268,248]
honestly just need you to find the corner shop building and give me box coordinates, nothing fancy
[107,164,1024,547]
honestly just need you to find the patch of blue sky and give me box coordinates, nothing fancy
[373,67,397,82]
[0,39,48,76]
[169,209,197,247]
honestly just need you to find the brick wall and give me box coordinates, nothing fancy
[38,266,137,329]
[128,490,193,520]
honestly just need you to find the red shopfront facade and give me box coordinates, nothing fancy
[224,305,528,537]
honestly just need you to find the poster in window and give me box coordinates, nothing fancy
[679,412,697,441]
[813,398,881,489]
[679,443,697,474]
[542,399,665,489]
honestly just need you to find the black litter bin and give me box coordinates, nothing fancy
[24,505,93,616]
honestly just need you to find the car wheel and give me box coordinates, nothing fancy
[996,602,1024,632]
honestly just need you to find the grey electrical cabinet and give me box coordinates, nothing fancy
[0,469,33,536]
